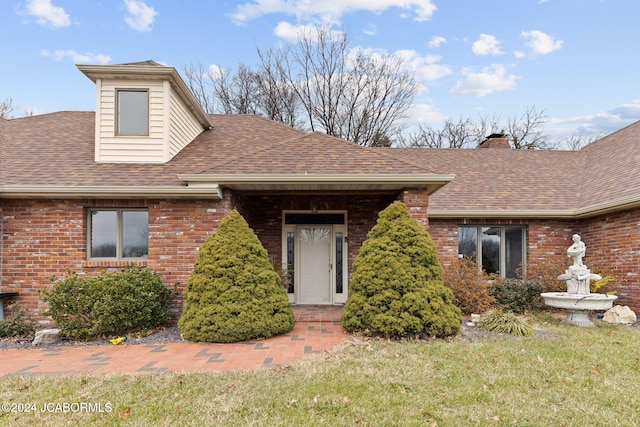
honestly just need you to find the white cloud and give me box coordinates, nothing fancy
[274,21,345,42]
[549,100,640,135]
[124,0,157,32]
[521,30,563,55]
[18,0,71,29]
[208,64,224,80]
[362,23,377,36]
[41,49,111,64]
[428,35,447,49]
[610,100,640,120]
[450,64,518,97]
[395,50,451,82]
[472,34,504,56]
[406,102,448,125]
[231,0,437,25]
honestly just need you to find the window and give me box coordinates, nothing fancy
[458,226,525,278]
[116,89,149,135]
[88,209,148,259]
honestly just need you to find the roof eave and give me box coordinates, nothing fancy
[574,195,640,218]
[427,209,578,219]
[177,173,455,193]
[0,185,222,199]
[429,194,640,219]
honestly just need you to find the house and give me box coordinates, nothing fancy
[1,60,639,323]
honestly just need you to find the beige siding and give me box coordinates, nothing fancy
[168,91,203,159]
[96,80,166,163]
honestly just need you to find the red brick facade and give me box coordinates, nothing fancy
[1,197,233,324]
[1,191,400,323]
[428,217,579,269]
[581,208,640,311]
[236,193,399,282]
[3,189,640,323]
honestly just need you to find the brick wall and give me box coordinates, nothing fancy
[240,193,398,282]
[428,217,579,276]
[5,192,637,323]
[1,197,231,324]
[398,188,429,228]
[581,208,640,312]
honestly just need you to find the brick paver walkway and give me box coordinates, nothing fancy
[0,306,348,376]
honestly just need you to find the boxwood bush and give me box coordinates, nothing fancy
[178,210,294,343]
[0,306,36,338]
[41,266,176,340]
[341,201,462,339]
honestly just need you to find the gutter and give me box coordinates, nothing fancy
[0,184,223,199]
[178,173,455,193]
[429,193,640,220]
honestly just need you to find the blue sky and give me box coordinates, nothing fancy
[2,0,640,143]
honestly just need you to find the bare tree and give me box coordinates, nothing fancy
[558,132,600,151]
[402,116,479,148]
[182,63,216,114]
[0,97,14,118]
[506,106,549,149]
[183,25,419,146]
[404,106,557,149]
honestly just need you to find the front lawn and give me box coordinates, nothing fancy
[2,314,640,426]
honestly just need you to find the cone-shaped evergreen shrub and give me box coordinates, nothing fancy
[178,210,294,343]
[341,201,462,338]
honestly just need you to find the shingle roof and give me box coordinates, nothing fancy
[579,121,640,211]
[0,112,430,188]
[2,110,640,218]
[381,147,582,214]
[199,131,432,175]
[382,119,640,216]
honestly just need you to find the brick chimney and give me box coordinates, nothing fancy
[478,132,511,149]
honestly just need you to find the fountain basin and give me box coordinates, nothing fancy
[541,292,617,327]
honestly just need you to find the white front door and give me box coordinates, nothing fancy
[298,226,332,304]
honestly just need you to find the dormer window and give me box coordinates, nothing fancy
[116,89,149,136]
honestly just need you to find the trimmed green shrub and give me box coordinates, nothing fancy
[41,266,176,340]
[0,306,36,338]
[341,201,462,339]
[476,309,535,337]
[178,210,294,343]
[443,255,496,315]
[490,278,544,314]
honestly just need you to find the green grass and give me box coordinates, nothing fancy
[2,315,640,426]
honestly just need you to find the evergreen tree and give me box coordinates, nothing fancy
[341,201,462,338]
[178,210,294,343]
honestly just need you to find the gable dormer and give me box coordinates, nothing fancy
[77,60,212,163]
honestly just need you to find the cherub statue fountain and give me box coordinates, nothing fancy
[541,234,617,327]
